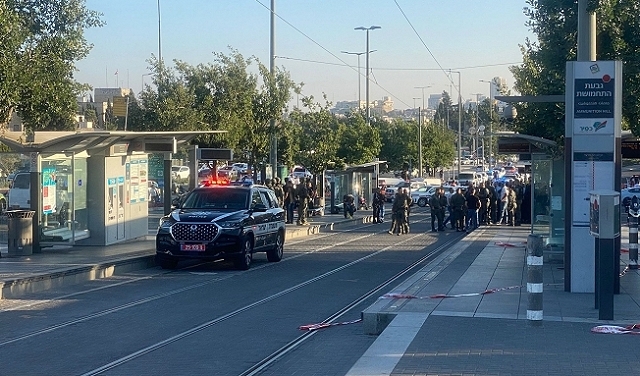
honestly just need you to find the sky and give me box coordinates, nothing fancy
[75,0,536,110]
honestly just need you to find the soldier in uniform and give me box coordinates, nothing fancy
[296,180,310,225]
[272,177,284,208]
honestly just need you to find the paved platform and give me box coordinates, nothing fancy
[0,211,374,299]
[349,225,640,376]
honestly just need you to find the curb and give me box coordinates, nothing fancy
[361,227,486,335]
[0,252,156,300]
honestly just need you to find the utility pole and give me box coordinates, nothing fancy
[269,0,277,179]
[355,26,381,126]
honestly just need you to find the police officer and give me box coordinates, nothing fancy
[372,187,385,223]
[449,187,467,232]
[283,178,296,224]
[429,188,443,232]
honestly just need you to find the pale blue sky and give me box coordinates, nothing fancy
[75,0,535,109]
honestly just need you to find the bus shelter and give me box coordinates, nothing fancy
[0,130,223,251]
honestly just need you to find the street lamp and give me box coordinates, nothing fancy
[157,0,162,62]
[141,72,154,91]
[480,79,494,169]
[450,71,462,178]
[355,25,381,127]
[411,97,422,177]
[478,125,486,170]
[414,85,432,113]
[341,50,376,108]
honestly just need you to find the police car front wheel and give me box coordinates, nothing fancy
[233,236,254,270]
[267,230,284,262]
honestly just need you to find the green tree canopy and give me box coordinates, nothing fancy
[0,0,103,130]
[511,0,640,142]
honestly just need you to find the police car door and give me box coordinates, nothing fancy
[250,189,271,249]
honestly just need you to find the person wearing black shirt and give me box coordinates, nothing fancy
[465,187,481,234]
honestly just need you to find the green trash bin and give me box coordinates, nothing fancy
[6,210,35,256]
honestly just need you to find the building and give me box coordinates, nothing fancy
[428,94,443,109]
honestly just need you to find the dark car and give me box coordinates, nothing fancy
[155,183,286,270]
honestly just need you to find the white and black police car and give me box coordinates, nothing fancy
[155,179,285,270]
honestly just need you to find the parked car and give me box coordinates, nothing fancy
[171,166,190,180]
[155,183,285,270]
[622,186,640,207]
[8,172,30,209]
[410,187,431,207]
[385,181,427,202]
[232,162,249,174]
[291,166,312,180]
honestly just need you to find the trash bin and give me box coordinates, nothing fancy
[6,210,35,256]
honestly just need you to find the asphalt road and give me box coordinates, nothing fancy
[0,206,466,376]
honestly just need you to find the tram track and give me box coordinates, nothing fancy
[78,229,453,376]
[237,236,461,376]
[0,219,390,314]
[0,217,433,347]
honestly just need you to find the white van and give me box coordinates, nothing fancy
[8,172,31,209]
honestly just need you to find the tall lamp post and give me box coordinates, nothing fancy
[451,71,462,178]
[157,0,162,62]
[480,79,494,169]
[355,25,381,126]
[412,97,422,177]
[341,50,376,109]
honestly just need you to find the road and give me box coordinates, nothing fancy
[0,206,464,376]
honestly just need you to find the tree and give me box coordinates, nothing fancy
[0,0,103,130]
[510,0,640,142]
[337,113,382,166]
[377,119,417,172]
[287,95,342,174]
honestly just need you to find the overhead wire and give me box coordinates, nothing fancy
[252,0,413,108]
[393,0,462,96]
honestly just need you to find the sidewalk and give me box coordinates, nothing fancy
[348,225,640,376]
[0,211,374,300]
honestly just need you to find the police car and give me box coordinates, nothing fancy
[155,180,286,270]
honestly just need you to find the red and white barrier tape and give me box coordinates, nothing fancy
[592,324,640,335]
[494,242,523,248]
[298,318,362,331]
[383,285,524,300]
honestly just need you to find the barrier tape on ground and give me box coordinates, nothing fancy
[382,285,524,300]
[298,318,362,331]
[494,241,526,248]
[591,324,640,335]
[381,283,564,300]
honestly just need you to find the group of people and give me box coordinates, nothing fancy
[430,179,527,234]
[266,177,317,226]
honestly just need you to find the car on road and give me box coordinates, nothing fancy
[171,166,190,180]
[155,183,286,270]
[622,186,640,207]
[410,187,431,207]
[385,181,427,202]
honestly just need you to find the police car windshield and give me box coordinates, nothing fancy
[181,189,249,210]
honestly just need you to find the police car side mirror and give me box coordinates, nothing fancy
[252,203,268,212]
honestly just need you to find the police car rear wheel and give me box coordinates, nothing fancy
[267,230,284,262]
[234,236,253,270]
[417,198,427,207]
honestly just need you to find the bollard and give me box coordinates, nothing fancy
[628,196,640,269]
[630,215,638,269]
[527,234,544,326]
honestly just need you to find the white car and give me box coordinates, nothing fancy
[410,187,431,207]
[171,166,190,180]
[291,166,312,180]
